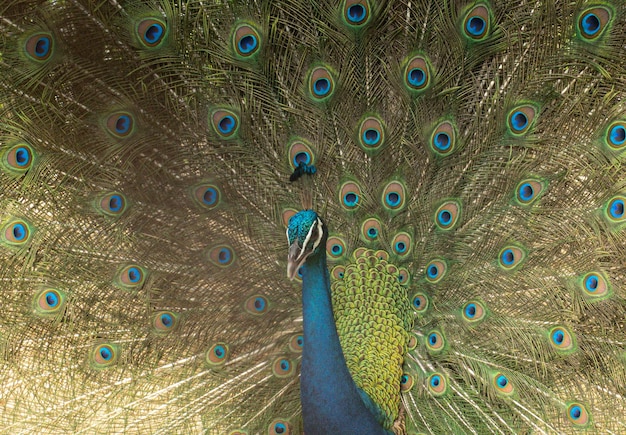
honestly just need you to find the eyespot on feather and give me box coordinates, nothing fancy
[98,192,127,217]
[268,420,291,435]
[425,330,445,353]
[580,271,611,299]
[116,265,146,289]
[24,32,54,62]
[566,402,590,426]
[210,109,240,138]
[232,23,261,58]
[498,245,526,270]
[340,181,362,210]
[382,181,406,211]
[515,179,545,206]
[358,116,385,153]
[245,295,269,315]
[105,112,135,138]
[493,373,514,395]
[136,18,167,48]
[403,55,432,93]
[326,236,346,260]
[208,245,235,267]
[427,373,447,396]
[206,342,229,367]
[462,300,486,323]
[91,343,119,369]
[434,200,461,230]
[577,6,612,40]
[192,183,222,210]
[331,265,345,280]
[425,259,447,283]
[272,358,295,378]
[507,104,537,136]
[461,4,491,41]
[3,143,34,174]
[429,120,457,155]
[288,334,304,353]
[307,65,336,103]
[2,220,32,246]
[342,0,371,27]
[152,311,179,333]
[288,139,315,170]
[360,217,382,242]
[33,288,66,318]
[391,232,412,258]
[604,120,626,151]
[412,292,429,313]
[400,373,414,392]
[549,326,576,354]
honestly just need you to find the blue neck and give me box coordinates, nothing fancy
[300,250,389,434]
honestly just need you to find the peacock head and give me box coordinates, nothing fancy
[286,210,327,280]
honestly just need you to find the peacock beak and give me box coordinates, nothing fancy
[287,240,308,280]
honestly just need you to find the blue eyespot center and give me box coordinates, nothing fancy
[497,375,508,387]
[552,329,564,344]
[218,248,231,263]
[254,297,266,311]
[100,347,112,360]
[160,313,173,327]
[344,192,359,207]
[430,375,440,387]
[294,152,311,166]
[519,183,534,201]
[45,292,59,307]
[466,16,486,36]
[218,116,235,134]
[115,115,131,134]
[109,195,123,212]
[347,4,366,23]
[438,210,452,225]
[203,187,217,205]
[428,333,437,345]
[367,227,378,237]
[427,265,438,278]
[465,303,476,317]
[610,199,624,219]
[395,241,406,253]
[314,78,330,96]
[127,267,141,283]
[214,345,225,358]
[501,249,514,265]
[581,13,600,35]
[35,36,51,57]
[610,125,626,145]
[238,35,257,53]
[13,223,26,241]
[434,132,451,151]
[15,147,30,166]
[331,244,343,255]
[511,111,528,131]
[585,275,598,291]
[386,192,400,206]
[408,68,425,86]
[363,128,380,145]
[570,405,582,419]
[145,24,164,43]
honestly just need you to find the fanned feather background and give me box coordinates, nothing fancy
[0,0,625,433]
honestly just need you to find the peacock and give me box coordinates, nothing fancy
[1,0,626,433]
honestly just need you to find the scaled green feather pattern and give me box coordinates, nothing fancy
[332,249,413,429]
